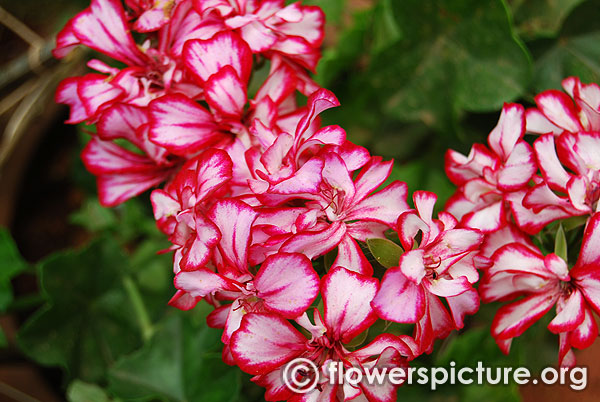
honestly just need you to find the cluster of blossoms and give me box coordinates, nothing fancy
[55,0,600,400]
[445,78,600,367]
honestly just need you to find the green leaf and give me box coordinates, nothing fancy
[70,196,159,244]
[0,228,27,311]
[435,327,514,367]
[371,0,402,53]
[108,313,241,402]
[367,238,403,268]
[533,1,600,91]
[460,383,521,402]
[69,198,118,233]
[562,215,588,231]
[316,8,372,88]
[67,380,113,402]
[17,239,142,382]
[554,224,568,262]
[128,238,174,323]
[369,0,531,131]
[511,0,585,39]
[303,0,345,24]
[387,160,456,207]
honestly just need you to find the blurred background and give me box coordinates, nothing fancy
[0,0,599,400]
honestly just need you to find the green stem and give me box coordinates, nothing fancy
[6,293,45,312]
[122,276,154,342]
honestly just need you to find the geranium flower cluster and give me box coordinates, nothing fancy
[54,0,600,400]
[446,77,600,367]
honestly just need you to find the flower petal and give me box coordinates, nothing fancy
[372,266,426,323]
[255,253,319,318]
[149,94,223,156]
[183,31,252,84]
[230,313,307,375]
[322,266,379,344]
[492,293,558,340]
[548,289,585,333]
[209,199,258,272]
[534,90,583,133]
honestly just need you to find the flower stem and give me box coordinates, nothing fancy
[122,276,154,342]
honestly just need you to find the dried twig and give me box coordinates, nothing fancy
[0,6,45,72]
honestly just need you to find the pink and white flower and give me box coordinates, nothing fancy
[372,191,483,353]
[526,76,600,136]
[193,0,325,70]
[509,131,600,233]
[230,266,418,402]
[482,213,600,366]
[151,148,232,278]
[445,103,536,232]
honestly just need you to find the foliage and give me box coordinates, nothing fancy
[3,0,600,401]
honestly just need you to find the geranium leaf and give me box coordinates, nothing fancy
[17,238,142,382]
[369,0,531,131]
[533,1,600,91]
[367,238,403,268]
[108,313,241,402]
[511,0,585,39]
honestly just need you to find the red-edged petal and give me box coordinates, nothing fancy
[487,243,549,278]
[82,137,155,174]
[372,266,426,323]
[548,290,585,333]
[507,190,572,235]
[183,31,252,84]
[492,293,558,340]
[350,333,419,362]
[276,4,324,47]
[254,253,319,318]
[525,108,562,135]
[151,189,180,222]
[533,134,570,191]
[462,200,504,233]
[238,20,278,52]
[446,288,479,328]
[174,268,237,297]
[194,148,233,200]
[266,156,324,196]
[180,213,221,271]
[424,276,471,298]
[70,0,147,65]
[207,304,230,328]
[167,290,201,311]
[569,306,598,349]
[487,103,525,160]
[204,65,247,118]
[281,221,346,260]
[574,212,600,268]
[55,78,88,124]
[558,332,576,368]
[331,234,373,276]
[78,74,124,118]
[294,88,339,139]
[230,313,307,375]
[350,157,393,202]
[97,103,148,144]
[534,90,583,133]
[322,266,379,344]
[149,94,223,156]
[496,141,536,191]
[96,170,168,207]
[209,199,258,271]
[348,181,409,227]
[398,249,426,284]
